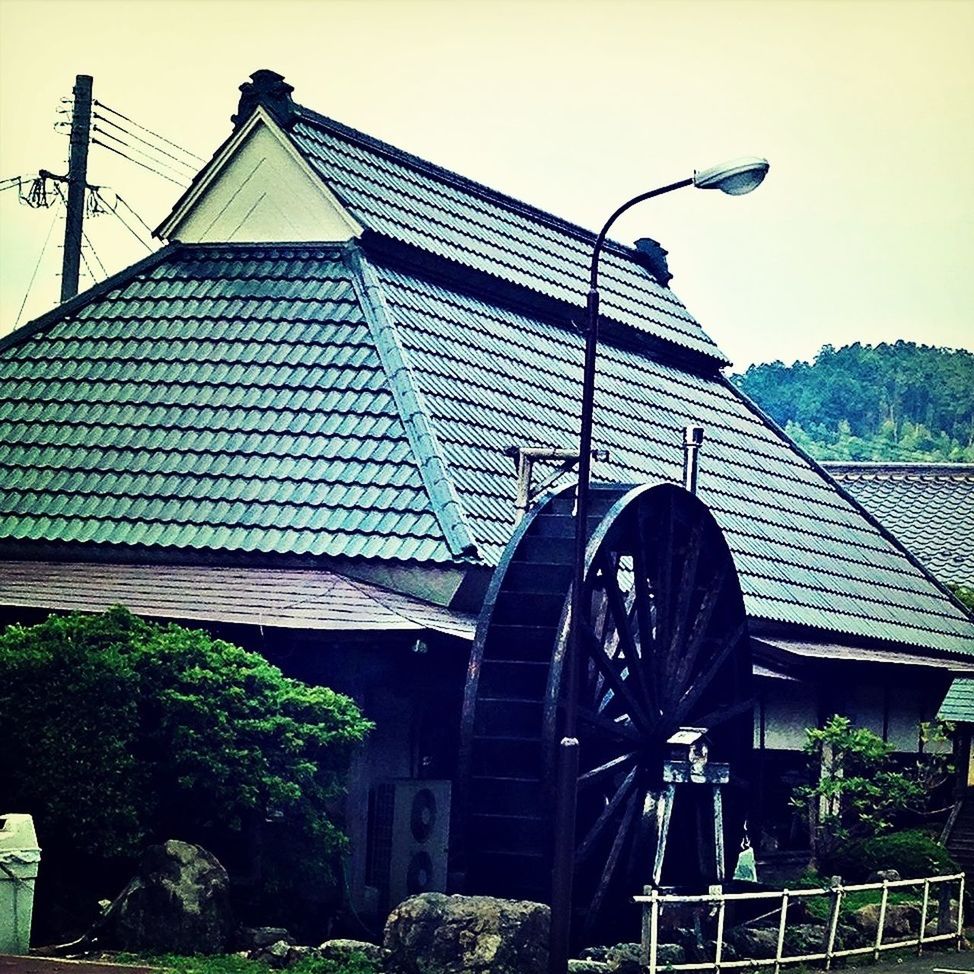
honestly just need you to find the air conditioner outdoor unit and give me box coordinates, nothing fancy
[369,779,451,912]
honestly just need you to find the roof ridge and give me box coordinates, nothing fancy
[0,244,180,355]
[344,244,480,562]
[294,104,643,262]
[823,461,974,476]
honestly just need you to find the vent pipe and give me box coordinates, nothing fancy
[682,425,704,494]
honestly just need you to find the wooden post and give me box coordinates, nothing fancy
[918,878,930,956]
[648,887,660,974]
[873,879,889,961]
[713,888,726,972]
[60,74,93,302]
[957,873,965,951]
[773,889,789,974]
[824,880,843,970]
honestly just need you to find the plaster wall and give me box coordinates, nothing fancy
[169,123,358,244]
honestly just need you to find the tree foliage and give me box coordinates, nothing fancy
[731,341,974,461]
[0,607,372,935]
[791,715,949,860]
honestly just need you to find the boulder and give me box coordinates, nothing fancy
[848,902,920,938]
[383,893,549,974]
[251,939,294,968]
[606,942,642,973]
[568,962,610,973]
[101,839,233,954]
[234,926,294,951]
[725,925,779,959]
[867,868,901,884]
[319,938,388,970]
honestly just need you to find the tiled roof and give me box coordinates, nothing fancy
[370,261,974,654]
[0,244,471,564]
[0,560,476,638]
[824,463,974,588]
[939,677,974,722]
[2,81,973,657]
[289,108,726,364]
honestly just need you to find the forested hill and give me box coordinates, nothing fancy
[730,342,974,462]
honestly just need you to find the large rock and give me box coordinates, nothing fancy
[848,902,920,939]
[319,938,388,971]
[384,893,549,974]
[101,839,233,954]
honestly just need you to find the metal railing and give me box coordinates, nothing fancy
[634,872,966,973]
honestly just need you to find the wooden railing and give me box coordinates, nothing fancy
[634,872,966,973]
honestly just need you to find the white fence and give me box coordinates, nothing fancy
[634,872,966,973]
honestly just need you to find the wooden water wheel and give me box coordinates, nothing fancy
[459,481,752,940]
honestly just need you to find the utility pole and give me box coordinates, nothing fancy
[60,74,93,303]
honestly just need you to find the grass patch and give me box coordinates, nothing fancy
[116,953,379,974]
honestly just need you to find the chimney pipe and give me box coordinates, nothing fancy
[682,425,704,494]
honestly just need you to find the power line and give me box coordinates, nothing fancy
[91,137,187,187]
[92,125,191,184]
[93,113,197,175]
[95,189,155,252]
[114,193,157,240]
[15,201,61,327]
[94,99,204,163]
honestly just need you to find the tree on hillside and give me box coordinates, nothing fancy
[732,341,974,462]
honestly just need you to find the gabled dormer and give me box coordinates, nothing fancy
[157,73,362,244]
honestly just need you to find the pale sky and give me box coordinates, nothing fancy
[0,0,971,370]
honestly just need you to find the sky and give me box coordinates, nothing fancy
[0,0,971,370]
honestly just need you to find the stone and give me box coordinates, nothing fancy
[866,868,902,884]
[318,938,388,970]
[578,946,610,961]
[848,902,920,938]
[568,962,610,973]
[235,926,295,950]
[655,943,686,966]
[383,892,550,974]
[101,839,233,954]
[606,942,642,973]
[251,939,293,969]
[724,925,779,959]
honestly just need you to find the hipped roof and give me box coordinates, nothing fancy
[1,81,972,656]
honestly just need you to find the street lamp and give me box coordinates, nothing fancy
[549,156,769,974]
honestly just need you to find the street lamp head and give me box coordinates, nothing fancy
[693,157,770,196]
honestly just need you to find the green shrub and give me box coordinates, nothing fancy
[0,607,372,939]
[823,829,958,882]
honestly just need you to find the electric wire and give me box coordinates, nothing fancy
[95,189,154,252]
[91,137,187,187]
[93,113,197,175]
[94,99,204,162]
[92,126,191,184]
[15,201,60,327]
[0,175,31,193]
[113,193,157,240]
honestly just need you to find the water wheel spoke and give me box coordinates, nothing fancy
[671,621,747,726]
[586,788,641,929]
[670,561,730,695]
[600,553,657,720]
[576,766,639,861]
[680,696,753,734]
[578,751,638,788]
[660,519,705,707]
[581,621,652,734]
[577,704,643,745]
[643,493,675,650]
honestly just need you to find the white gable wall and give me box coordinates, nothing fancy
[164,113,361,244]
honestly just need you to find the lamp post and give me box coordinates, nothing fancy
[549,156,770,974]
